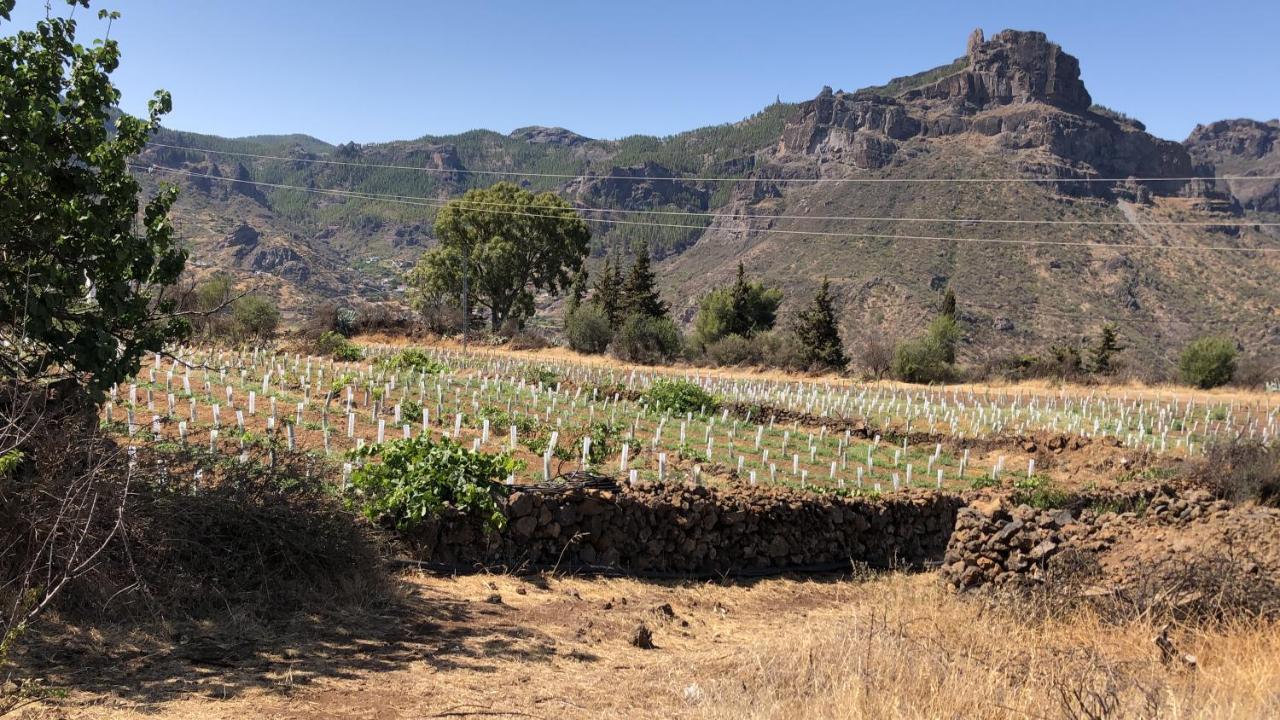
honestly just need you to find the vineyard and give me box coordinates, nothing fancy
[101,342,1280,497]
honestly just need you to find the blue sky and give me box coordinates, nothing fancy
[7,0,1278,144]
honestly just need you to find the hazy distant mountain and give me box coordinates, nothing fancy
[135,29,1279,363]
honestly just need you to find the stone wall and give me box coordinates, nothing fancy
[940,487,1234,590]
[405,483,964,576]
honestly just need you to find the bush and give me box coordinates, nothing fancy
[644,379,717,415]
[1230,354,1276,389]
[1201,442,1279,506]
[856,336,896,380]
[314,331,362,361]
[893,316,959,384]
[376,348,447,374]
[302,301,359,339]
[565,304,612,354]
[348,435,518,531]
[231,294,280,340]
[612,313,682,365]
[755,329,808,371]
[892,337,952,384]
[1179,336,1237,389]
[509,329,552,350]
[123,446,381,618]
[691,264,782,348]
[703,333,758,366]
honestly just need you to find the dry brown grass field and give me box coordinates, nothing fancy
[16,571,1280,719]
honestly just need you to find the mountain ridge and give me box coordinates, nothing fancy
[134,28,1279,367]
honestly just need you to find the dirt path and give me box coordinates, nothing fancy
[20,569,1280,719]
[21,572,856,719]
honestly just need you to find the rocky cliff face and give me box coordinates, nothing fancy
[1185,119,1280,212]
[777,30,1196,198]
[567,162,709,211]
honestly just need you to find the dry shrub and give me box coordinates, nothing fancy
[102,444,386,621]
[3,392,385,639]
[1033,541,1280,633]
[1230,354,1279,389]
[508,329,552,351]
[1101,548,1280,627]
[1199,442,1280,506]
[1,383,123,665]
[855,335,895,380]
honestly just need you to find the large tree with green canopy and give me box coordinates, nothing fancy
[0,0,186,398]
[406,182,590,331]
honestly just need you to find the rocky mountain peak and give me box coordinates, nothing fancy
[776,28,1194,196]
[909,28,1091,111]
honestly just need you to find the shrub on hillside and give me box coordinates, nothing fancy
[855,336,896,380]
[232,294,281,340]
[509,329,552,350]
[348,435,518,531]
[314,331,362,361]
[612,313,682,365]
[893,316,959,384]
[704,333,758,366]
[1179,336,1237,389]
[565,304,612,354]
[755,329,808,371]
[892,337,952,384]
[644,379,717,416]
[303,301,359,339]
[1229,354,1276,389]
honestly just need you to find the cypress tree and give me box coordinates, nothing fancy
[728,262,751,336]
[565,266,589,316]
[941,287,957,320]
[622,245,666,319]
[1089,323,1124,374]
[794,278,847,371]
[592,259,623,325]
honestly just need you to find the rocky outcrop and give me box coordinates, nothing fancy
[909,29,1091,111]
[222,223,261,259]
[231,163,271,206]
[1185,118,1280,211]
[569,162,709,211]
[510,125,591,147]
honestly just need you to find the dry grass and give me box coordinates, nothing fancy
[353,334,1280,411]
[692,575,1280,720]
[17,571,1280,719]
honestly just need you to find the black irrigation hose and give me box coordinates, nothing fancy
[513,470,621,494]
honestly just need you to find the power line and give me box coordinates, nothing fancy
[145,142,1280,227]
[133,164,1280,255]
[145,141,1280,186]
[133,165,1277,331]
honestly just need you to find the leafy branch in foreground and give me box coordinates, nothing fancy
[0,0,186,397]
